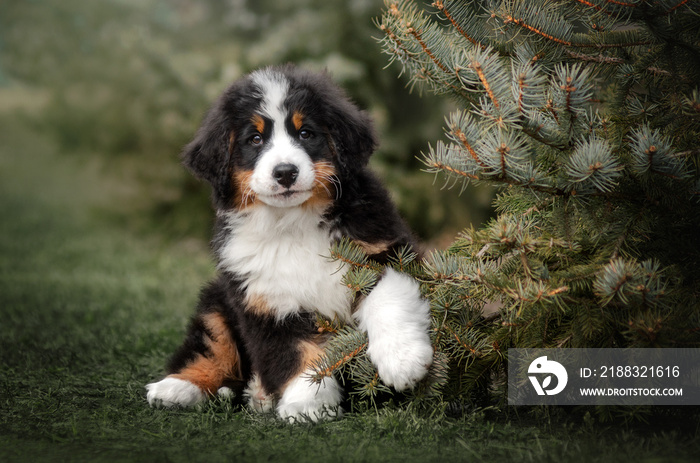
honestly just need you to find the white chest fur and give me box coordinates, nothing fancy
[218,206,352,321]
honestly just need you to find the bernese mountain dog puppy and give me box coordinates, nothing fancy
[146,64,433,421]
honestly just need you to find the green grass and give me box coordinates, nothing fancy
[1,117,699,462]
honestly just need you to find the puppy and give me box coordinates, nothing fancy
[146,65,433,421]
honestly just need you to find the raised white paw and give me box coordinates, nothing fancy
[243,374,275,413]
[276,373,343,422]
[367,334,433,391]
[354,267,434,391]
[145,376,205,408]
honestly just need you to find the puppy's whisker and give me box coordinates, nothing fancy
[314,178,333,198]
[241,186,255,208]
[319,175,341,190]
[317,173,341,190]
[314,163,342,200]
[327,175,342,200]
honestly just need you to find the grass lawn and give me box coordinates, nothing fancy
[1,116,699,462]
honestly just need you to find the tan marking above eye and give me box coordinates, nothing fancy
[292,112,304,131]
[251,114,265,134]
[228,131,235,153]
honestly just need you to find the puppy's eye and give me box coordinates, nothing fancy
[299,129,313,140]
[250,134,263,146]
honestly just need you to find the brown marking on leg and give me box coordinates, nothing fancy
[233,169,256,210]
[292,111,304,131]
[280,337,328,392]
[251,114,265,134]
[172,312,242,395]
[299,338,326,366]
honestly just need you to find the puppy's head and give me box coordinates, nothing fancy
[182,65,377,211]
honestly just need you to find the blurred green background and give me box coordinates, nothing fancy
[0,0,493,245]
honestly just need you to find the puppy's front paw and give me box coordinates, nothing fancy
[354,268,434,391]
[368,335,433,391]
[146,376,205,408]
[276,374,343,422]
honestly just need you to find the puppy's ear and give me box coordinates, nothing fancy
[325,95,378,174]
[181,102,233,200]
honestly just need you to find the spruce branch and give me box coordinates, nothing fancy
[502,15,574,47]
[666,0,692,14]
[432,0,487,50]
[316,316,344,335]
[552,63,596,141]
[314,342,368,379]
[407,24,449,73]
[629,124,690,180]
[444,110,489,167]
[565,49,624,65]
[470,55,501,109]
[593,258,668,308]
[500,11,652,49]
[571,0,612,15]
[564,136,623,194]
[605,0,639,7]
[511,57,547,114]
[344,267,381,296]
[423,147,568,196]
[329,237,383,272]
[441,321,491,361]
[425,157,478,181]
[377,22,413,68]
[309,326,369,383]
[387,244,419,273]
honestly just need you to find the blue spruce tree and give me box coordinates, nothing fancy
[313,0,700,408]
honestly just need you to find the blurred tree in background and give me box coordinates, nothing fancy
[0,0,494,241]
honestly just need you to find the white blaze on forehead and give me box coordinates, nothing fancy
[251,68,289,124]
[249,68,316,208]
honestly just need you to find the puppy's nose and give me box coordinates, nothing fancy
[272,163,299,188]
